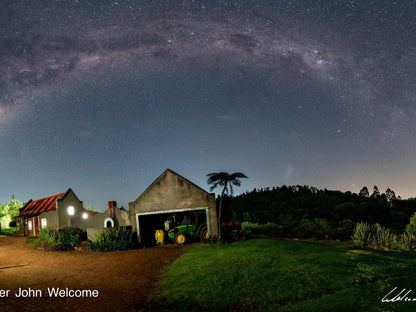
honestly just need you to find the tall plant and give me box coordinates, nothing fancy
[405,212,416,238]
[206,172,248,241]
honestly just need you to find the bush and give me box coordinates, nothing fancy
[241,222,283,237]
[9,220,16,227]
[336,219,356,240]
[88,227,138,252]
[352,222,394,249]
[61,227,86,241]
[405,212,416,238]
[396,233,416,251]
[293,218,333,239]
[36,227,80,251]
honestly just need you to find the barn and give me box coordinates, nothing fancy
[128,169,218,245]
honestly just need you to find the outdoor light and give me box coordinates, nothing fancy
[82,212,88,219]
[67,206,75,216]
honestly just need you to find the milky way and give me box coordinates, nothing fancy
[1,1,416,209]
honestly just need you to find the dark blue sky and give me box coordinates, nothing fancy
[1,1,416,210]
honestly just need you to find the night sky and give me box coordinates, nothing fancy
[1,0,416,210]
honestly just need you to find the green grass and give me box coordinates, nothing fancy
[147,239,416,312]
[1,227,18,237]
[26,237,38,244]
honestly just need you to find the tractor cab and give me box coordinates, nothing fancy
[180,214,202,226]
[167,212,208,245]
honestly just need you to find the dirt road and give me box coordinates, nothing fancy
[0,236,183,311]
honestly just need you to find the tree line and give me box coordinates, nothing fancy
[218,185,416,239]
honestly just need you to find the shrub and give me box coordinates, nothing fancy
[88,227,138,252]
[352,222,394,249]
[396,233,416,251]
[352,222,377,248]
[61,227,86,241]
[36,226,80,251]
[241,222,283,237]
[376,225,394,249]
[405,212,416,238]
[293,218,333,239]
[36,227,59,248]
[336,219,356,240]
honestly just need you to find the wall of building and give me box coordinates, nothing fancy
[83,208,131,229]
[38,209,59,229]
[129,170,218,238]
[57,190,83,229]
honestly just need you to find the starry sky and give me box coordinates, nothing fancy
[1,0,416,210]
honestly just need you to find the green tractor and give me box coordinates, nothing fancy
[167,212,209,245]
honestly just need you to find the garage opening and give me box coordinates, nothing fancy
[136,207,210,246]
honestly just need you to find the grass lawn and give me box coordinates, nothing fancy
[0,226,18,237]
[147,239,416,311]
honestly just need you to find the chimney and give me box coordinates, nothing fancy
[108,201,116,218]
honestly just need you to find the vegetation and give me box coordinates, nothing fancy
[396,233,416,251]
[36,226,82,251]
[148,239,416,312]
[218,185,415,239]
[87,227,138,252]
[352,222,394,249]
[0,226,18,237]
[241,221,283,236]
[25,237,38,244]
[352,217,416,251]
[0,199,23,228]
[206,172,248,240]
[405,212,416,238]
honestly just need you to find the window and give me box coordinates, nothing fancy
[28,221,32,231]
[41,218,47,228]
[67,206,75,216]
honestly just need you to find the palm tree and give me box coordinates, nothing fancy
[206,172,248,241]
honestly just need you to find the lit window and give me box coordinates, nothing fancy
[28,221,32,230]
[67,206,75,216]
[82,212,88,219]
[41,218,47,228]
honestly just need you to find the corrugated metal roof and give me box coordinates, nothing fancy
[18,193,65,217]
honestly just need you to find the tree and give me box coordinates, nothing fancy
[206,172,248,241]
[385,188,396,202]
[359,186,369,197]
[0,199,23,228]
[358,186,370,197]
[371,186,380,198]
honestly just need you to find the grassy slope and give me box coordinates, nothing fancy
[148,239,416,312]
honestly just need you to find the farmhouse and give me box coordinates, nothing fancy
[129,169,218,245]
[16,188,130,236]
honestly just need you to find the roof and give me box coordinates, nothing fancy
[18,193,64,217]
[132,168,213,203]
[18,188,81,217]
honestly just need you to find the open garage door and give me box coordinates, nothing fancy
[136,207,210,246]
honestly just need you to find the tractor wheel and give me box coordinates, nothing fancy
[174,232,187,245]
[198,225,209,242]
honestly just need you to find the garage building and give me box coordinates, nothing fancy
[128,169,218,245]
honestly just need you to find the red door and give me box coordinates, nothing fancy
[34,217,39,236]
